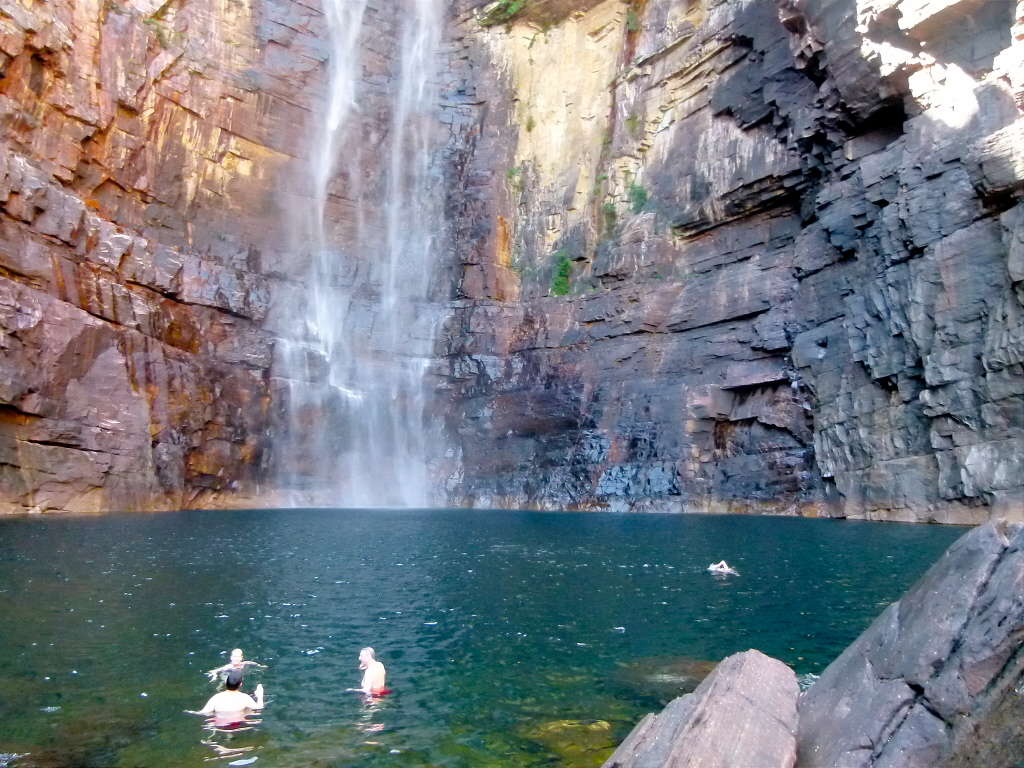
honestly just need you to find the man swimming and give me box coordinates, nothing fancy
[188,671,265,728]
[707,560,739,575]
[357,647,387,694]
[205,648,267,684]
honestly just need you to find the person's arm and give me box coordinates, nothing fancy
[252,684,265,709]
[186,695,218,715]
[205,663,229,681]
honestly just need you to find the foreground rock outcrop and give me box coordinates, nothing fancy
[438,0,1024,522]
[798,518,1024,766]
[604,650,798,768]
[603,520,1024,766]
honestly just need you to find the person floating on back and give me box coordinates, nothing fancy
[206,648,267,685]
[707,560,739,575]
[188,670,265,728]
[353,647,389,695]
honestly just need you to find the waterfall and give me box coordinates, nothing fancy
[273,0,446,507]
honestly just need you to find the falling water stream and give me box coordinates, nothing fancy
[276,0,445,506]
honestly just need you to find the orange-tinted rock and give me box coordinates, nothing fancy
[0,0,325,513]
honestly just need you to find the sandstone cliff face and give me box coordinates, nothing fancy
[3,0,1023,521]
[0,0,330,513]
[439,0,1024,522]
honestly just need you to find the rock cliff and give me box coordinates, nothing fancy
[438,0,1024,522]
[0,0,335,512]
[2,0,1023,519]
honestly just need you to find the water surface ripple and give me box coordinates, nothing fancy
[0,509,962,767]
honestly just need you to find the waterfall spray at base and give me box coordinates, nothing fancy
[273,0,446,507]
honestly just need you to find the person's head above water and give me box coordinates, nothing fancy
[230,648,244,664]
[225,670,244,691]
[359,647,376,669]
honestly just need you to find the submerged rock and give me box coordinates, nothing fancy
[525,718,619,767]
[603,649,798,768]
[611,656,719,704]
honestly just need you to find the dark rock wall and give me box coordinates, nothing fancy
[438,0,1024,522]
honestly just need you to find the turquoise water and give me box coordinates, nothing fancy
[0,509,963,767]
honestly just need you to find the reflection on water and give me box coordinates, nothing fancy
[198,711,263,763]
[0,509,962,767]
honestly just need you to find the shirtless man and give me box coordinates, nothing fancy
[357,647,387,694]
[205,648,267,684]
[189,671,265,727]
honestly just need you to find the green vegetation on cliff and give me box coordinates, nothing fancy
[550,251,572,296]
[602,201,617,235]
[628,182,648,213]
[477,0,611,29]
[478,0,529,27]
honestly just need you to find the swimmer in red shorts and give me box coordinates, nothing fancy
[187,670,265,727]
[355,647,391,695]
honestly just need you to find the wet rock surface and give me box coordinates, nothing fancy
[438,0,1024,522]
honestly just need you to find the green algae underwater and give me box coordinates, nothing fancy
[0,508,962,767]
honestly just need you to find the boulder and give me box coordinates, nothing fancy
[798,519,1024,767]
[603,649,798,768]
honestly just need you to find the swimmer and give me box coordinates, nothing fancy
[206,648,267,684]
[354,647,387,694]
[187,671,265,728]
[707,560,739,575]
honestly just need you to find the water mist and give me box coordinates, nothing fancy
[274,0,446,507]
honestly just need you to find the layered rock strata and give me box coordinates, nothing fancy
[0,0,334,513]
[439,0,1024,522]
[3,0,1024,519]
[603,520,1024,766]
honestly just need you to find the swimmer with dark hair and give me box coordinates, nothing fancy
[187,671,265,727]
[205,648,267,684]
